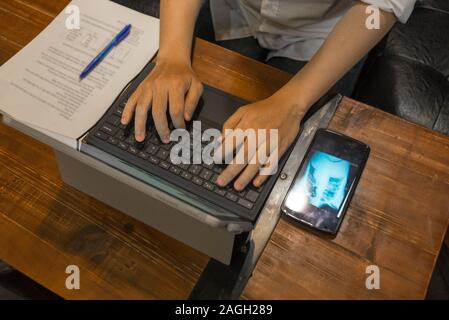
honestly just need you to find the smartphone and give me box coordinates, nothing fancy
[281,129,370,234]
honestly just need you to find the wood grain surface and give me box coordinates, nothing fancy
[243,99,449,299]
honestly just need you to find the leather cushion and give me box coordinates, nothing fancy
[354,1,449,136]
[354,56,449,134]
[383,7,449,77]
[417,0,449,12]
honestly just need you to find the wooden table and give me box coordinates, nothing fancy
[1,0,449,300]
[243,99,449,299]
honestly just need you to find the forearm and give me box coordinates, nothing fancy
[275,2,397,116]
[158,0,203,65]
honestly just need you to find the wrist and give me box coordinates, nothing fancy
[157,48,192,67]
[269,89,309,120]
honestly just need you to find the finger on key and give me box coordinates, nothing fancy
[217,139,252,187]
[184,81,204,121]
[234,138,266,190]
[253,139,282,187]
[213,110,244,164]
[220,108,244,143]
[122,86,141,125]
[169,87,186,129]
[134,91,152,142]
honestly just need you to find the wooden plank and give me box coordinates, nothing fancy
[243,99,449,299]
[0,35,22,65]
[192,39,290,102]
[6,0,67,17]
[0,120,210,299]
[0,1,50,48]
[0,0,58,64]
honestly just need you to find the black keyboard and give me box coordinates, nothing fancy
[83,64,290,222]
[87,100,266,219]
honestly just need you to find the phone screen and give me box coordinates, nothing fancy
[282,129,369,234]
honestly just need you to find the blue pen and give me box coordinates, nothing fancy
[80,24,132,80]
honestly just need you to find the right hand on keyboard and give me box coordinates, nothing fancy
[121,60,204,144]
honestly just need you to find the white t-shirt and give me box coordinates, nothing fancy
[210,0,416,61]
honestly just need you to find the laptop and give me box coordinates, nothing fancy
[81,63,292,222]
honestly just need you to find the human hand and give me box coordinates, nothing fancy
[121,59,203,143]
[215,95,306,191]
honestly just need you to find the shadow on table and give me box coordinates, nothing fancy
[426,244,449,300]
[0,261,61,300]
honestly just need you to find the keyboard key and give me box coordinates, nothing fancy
[238,198,254,210]
[138,152,149,160]
[226,192,239,202]
[192,176,203,186]
[107,115,121,127]
[146,144,158,155]
[95,131,109,141]
[170,166,181,175]
[203,163,214,170]
[199,169,213,181]
[213,166,224,174]
[238,190,247,198]
[115,130,126,141]
[101,124,117,136]
[128,146,138,155]
[161,141,174,150]
[181,171,193,180]
[189,165,202,175]
[246,190,260,203]
[114,108,124,117]
[125,135,137,146]
[107,137,118,145]
[136,140,146,150]
[159,161,171,170]
[178,163,190,170]
[215,188,227,197]
[149,134,160,144]
[211,174,220,185]
[250,184,264,192]
[156,149,170,160]
[123,122,134,138]
[118,142,128,150]
[149,156,160,165]
[203,182,214,191]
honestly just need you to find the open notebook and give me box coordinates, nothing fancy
[0,0,159,149]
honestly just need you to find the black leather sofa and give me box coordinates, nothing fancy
[353,0,449,136]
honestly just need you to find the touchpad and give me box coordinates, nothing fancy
[198,86,247,129]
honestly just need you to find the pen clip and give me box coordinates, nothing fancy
[114,24,132,44]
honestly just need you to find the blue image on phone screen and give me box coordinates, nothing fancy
[285,151,354,219]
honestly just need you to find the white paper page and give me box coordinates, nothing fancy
[0,0,159,148]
